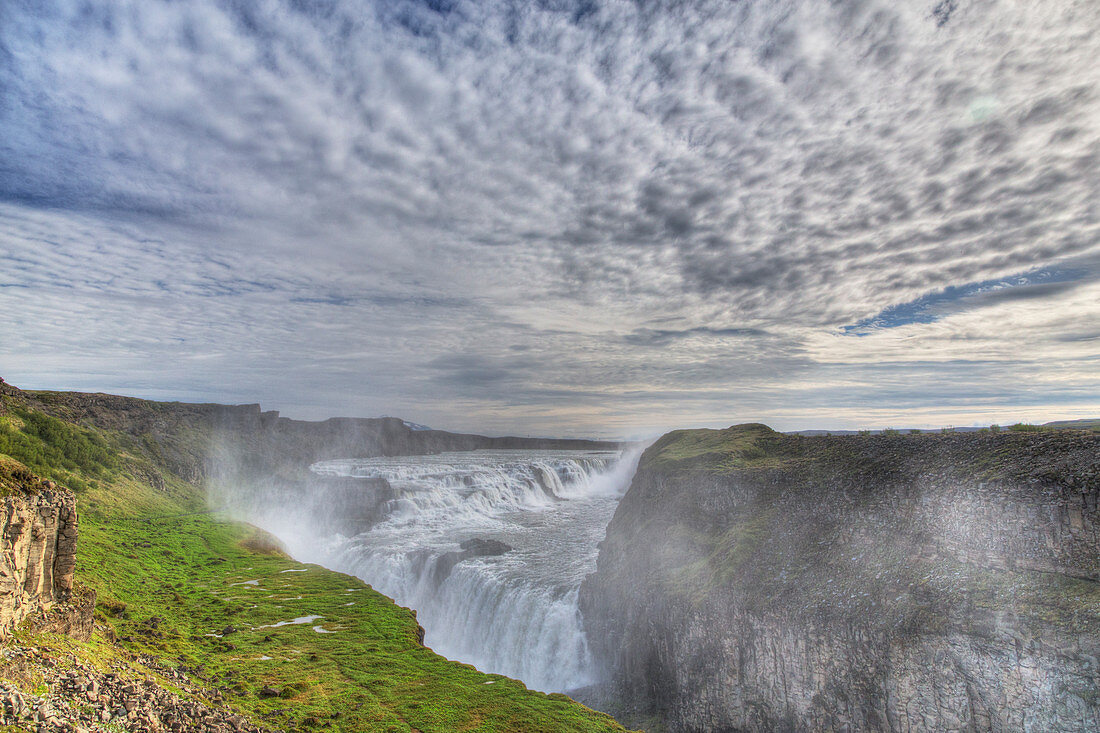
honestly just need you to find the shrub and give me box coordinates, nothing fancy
[0,408,119,487]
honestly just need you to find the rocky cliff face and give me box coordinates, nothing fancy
[579,425,1100,732]
[0,463,78,640]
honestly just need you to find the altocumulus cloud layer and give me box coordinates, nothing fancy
[1,0,1098,436]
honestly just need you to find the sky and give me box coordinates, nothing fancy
[1,0,1098,438]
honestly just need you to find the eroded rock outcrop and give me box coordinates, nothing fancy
[412,537,515,587]
[580,426,1100,732]
[0,466,80,640]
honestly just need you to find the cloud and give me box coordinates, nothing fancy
[0,0,1098,436]
[623,327,770,347]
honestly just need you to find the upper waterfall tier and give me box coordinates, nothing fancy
[312,450,620,526]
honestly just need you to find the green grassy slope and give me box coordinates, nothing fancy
[0,395,629,732]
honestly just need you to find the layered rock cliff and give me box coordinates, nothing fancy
[580,425,1100,732]
[0,458,79,640]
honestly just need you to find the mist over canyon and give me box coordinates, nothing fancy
[214,447,642,693]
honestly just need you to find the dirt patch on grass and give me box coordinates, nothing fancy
[238,528,286,557]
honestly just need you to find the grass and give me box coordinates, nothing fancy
[642,424,786,472]
[78,517,625,731]
[0,395,631,732]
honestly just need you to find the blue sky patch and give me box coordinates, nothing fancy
[843,262,1092,336]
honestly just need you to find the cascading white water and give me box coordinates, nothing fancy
[259,448,638,693]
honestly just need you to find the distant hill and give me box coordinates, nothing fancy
[791,419,1100,436]
[1043,418,1100,430]
[790,426,985,436]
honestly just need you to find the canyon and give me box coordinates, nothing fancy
[4,377,1100,731]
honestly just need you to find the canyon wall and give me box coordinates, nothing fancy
[1,379,616,483]
[0,465,78,640]
[580,425,1100,732]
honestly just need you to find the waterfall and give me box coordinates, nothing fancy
[256,449,638,693]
